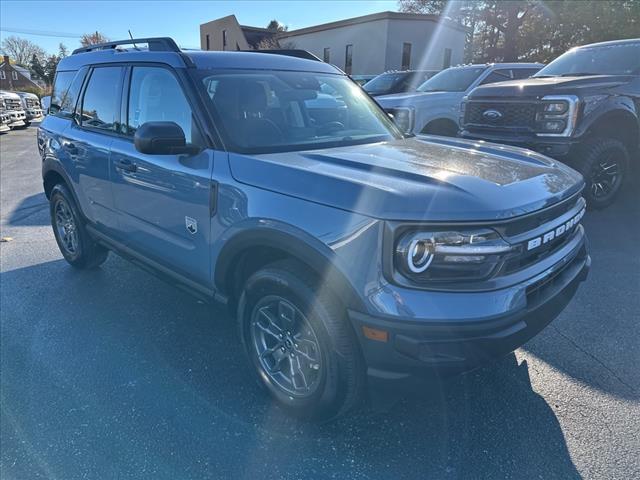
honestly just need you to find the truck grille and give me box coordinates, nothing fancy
[3,98,22,111]
[464,102,536,130]
[25,98,39,108]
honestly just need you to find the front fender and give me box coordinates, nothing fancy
[213,219,368,312]
[574,96,639,144]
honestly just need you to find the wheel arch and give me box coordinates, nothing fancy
[214,225,366,313]
[581,108,639,158]
[421,117,460,136]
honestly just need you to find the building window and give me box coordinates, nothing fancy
[12,71,18,80]
[0,70,5,80]
[222,30,227,50]
[401,43,412,70]
[323,47,330,63]
[206,34,210,51]
[344,44,353,75]
[443,48,452,69]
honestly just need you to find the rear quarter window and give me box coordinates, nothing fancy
[50,68,87,119]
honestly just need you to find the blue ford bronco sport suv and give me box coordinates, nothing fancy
[38,38,590,421]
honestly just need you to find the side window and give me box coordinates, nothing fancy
[479,69,512,85]
[50,71,75,116]
[127,66,198,144]
[512,68,540,80]
[51,68,87,118]
[80,67,122,131]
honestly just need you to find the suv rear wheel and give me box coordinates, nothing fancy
[50,184,109,268]
[577,137,629,209]
[237,260,365,421]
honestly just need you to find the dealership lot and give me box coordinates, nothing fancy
[1,127,639,479]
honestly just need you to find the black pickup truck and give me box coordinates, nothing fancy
[460,39,640,209]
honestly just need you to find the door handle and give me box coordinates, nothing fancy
[115,158,137,173]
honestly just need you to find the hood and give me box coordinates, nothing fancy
[468,75,633,99]
[16,92,39,100]
[0,90,21,100]
[376,91,461,108]
[228,137,583,222]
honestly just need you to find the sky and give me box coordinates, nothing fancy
[1,0,399,54]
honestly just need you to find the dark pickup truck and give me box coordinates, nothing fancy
[460,39,640,209]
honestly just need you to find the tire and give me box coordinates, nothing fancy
[24,121,31,127]
[575,137,629,210]
[237,259,365,421]
[49,184,109,269]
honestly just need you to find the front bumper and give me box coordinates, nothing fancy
[25,108,43,121]
[8,111,26,127]
[349,243,590,387]
[460,129,577,158]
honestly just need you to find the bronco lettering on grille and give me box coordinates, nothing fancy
[527,208,585,251]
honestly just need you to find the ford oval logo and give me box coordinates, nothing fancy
[482,109,503,121]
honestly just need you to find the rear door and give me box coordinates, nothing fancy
[109,65,214,286]
[59,66,124,233]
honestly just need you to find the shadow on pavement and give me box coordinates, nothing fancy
[1,257,580,479]
[5,192,49,226]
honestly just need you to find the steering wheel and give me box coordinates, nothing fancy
[317,121,345,136]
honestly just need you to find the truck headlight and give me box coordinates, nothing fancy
[536,95,579,137]
[394,228,515,283]
[386,107,414,134]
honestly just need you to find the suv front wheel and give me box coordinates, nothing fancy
[50,184,109,268]
[577,137,629,209]
[237,260,365,421]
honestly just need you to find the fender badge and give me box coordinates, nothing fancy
[185,216,198,235]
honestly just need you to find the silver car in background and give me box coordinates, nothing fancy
[376,63,543,136]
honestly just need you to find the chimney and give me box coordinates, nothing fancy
[2,55,9,64]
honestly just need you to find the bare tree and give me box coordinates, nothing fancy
[1,36,47,66]
[80,31,110,47]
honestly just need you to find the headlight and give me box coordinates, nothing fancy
[543,102,568,114]
[387,107,414,134]
[394,228,515,284]
[536,95,579,137]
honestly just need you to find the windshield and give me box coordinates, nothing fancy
[363,73,408,93]
[535,42,640,77]
[417,67,486,92]
[196,70,402,154]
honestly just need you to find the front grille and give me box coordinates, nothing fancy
[497,194,586,275]
[464,102,536,130]
[25,98,39,108]
[4,98,22,111]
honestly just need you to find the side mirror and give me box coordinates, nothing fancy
[41,95,51,114]
[134,121,199,155]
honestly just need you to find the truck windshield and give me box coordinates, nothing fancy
[535,42,640,77]
[417,66,486,93]
[363,72,408,94]
[195,69,402,154]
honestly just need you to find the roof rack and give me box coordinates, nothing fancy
[72,37,181,55]
[244,49,322,62]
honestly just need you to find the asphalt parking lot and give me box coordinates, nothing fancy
[1,126,638,479]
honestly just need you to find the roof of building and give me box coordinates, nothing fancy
[278,11,469,38]
[239,25,277,49]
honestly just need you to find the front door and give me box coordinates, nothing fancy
[109,65,214,285]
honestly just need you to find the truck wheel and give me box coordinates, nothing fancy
[237,260,365,421]
[577,138,629,209]
[49,184,109,269]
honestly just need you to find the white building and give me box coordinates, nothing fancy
[200,11,467,76]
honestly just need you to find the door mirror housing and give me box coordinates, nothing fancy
[134,121,200,155]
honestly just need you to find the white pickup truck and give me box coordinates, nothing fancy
[376,63,543,137]
[0,90,27,129]
[16,91,44,125]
